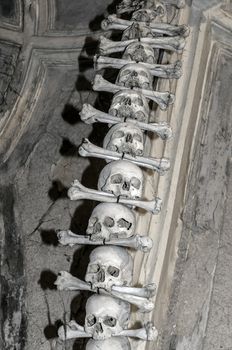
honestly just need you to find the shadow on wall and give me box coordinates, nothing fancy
[41,1,122,348]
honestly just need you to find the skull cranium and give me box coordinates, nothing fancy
[109,90,150,122]
[85,295,130,340]
[86,203,136,241]
[86,337,131,350]
[85,246,133,290]
[98,160,144,199]
[122,22,154,41]
[116,63,153,89]
[132,7,166,22]
[103,122,144,157]
[123,42,158,64]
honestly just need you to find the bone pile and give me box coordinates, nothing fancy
[54,0,189,348]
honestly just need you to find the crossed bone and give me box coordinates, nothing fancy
[58,320,158,341]
[79,138,170,174]
[99,35,185,55]
[58,229,153,252]
[93,75,174,111]
[102,15,190,37]
[68,179,162,214]
[55,271,156,312]
[80,104,173,140]
[94,55,182,79]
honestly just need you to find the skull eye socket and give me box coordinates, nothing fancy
[107,266,120,277]
[103,316,117,327]
[87,314,97,327]
[131,177,141,190]
[133,133,143,142]
[117,218,132,230]
[121,69,130,77]
[113,130,124,138]
[139,70,149,78]
[103,216,115,228]
[89,264,100,273]
[111,174,123,184]
[113,95,123,104]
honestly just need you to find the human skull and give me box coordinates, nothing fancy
[122,22,153,41]
[109,90,150,122]
[85,246,133,290]
[98,160,144,199]
[117,0,155,13]
[85,295,130,340]
[103,123,144,157]
[86,337,131,350]
[86,203,136,241]
[132,7,166,22]
[123,42,158,64]
[116,63,153,89]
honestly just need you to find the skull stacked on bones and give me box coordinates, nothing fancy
[85,246,133,291]
[98,160,144,199]
[58,294,158,341]
[103,122,144,157]
[116,63,153,89]
[123,42,159,64]
[109,90,150,122]
[86,203,136,242]
[85,295,130,340]
[86,337,131,350]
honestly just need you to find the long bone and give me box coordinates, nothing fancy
[58,320,158,341]
[55,272,155,312]
[79,138,170,174]
[93,74,174,111]
[80,104,173,140]
[99,35,185,55]
[94,55,182,79]
[68,179,162,214]
[118,322,158,341]
[101,15,190,37]
[57,230,153,252]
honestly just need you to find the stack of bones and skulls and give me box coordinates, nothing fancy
[54,0,189,348]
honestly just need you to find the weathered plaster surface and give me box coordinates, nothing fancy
[160,14,232,350]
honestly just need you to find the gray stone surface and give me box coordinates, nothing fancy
[161,39,232,350]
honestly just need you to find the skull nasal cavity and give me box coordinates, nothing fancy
[126,134,133,143]
[124,98,131,105]
[122,181,130,191]
[94,222,101,233]
[97,269,105,282]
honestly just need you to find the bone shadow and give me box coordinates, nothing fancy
[38,270,57,290]
[43,292,63,340]
[69,246,94,281]
[40,229,59,246]
[48,180,68,201]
